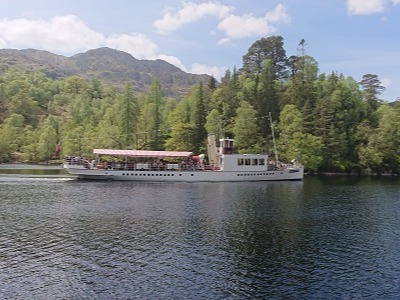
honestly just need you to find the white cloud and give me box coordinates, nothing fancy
[217,14,275,43]
[345,0,400,15]
[190,62,226,79]
[0,36,7,48]
[217,4,290,44]
[0,15,104,52]
[0,14,186,70]
[157,54,187,71]
[380,77,392,90]
[154,2,290,44]
[266,3,291,23]
[153,1,233,34]
[105,33,159,59]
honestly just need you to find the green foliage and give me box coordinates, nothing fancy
[164,122,196,152]
[21,126,40,162]
[210,69,240,136]
[37,123,58,161]
[146,80,164,150]
[193,83,208,153]
[358,105,400,174]
[277,105,323,171]
[0,37,399,175]
[117,82,138,148]
[205,109,222,138]
[241,35,288,80]
[96,107,121,149]
[0,114,25,161]
[233,101,262,153]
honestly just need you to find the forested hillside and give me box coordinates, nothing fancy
[1,36,399,175]
[0,47,211,98]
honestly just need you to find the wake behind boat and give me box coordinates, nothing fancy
[63,135,304,182]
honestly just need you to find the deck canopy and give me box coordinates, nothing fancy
[93,149,193,158]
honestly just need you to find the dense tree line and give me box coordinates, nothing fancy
[1,36,399,174]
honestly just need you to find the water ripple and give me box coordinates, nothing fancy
[1,177,400,299]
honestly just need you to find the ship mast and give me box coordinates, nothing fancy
[269,112,279,163]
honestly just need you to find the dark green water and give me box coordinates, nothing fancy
[1,172,400,299]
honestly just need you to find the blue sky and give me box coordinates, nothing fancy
[0,0,399,101]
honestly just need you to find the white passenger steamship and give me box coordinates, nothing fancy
[63,134,304,182]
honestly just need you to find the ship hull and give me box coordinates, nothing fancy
[64,165,304,182]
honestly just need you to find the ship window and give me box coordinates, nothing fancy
[238,158,244,166]
[252,159,258,165]
[245,159,251,165]
[259,159,265,165]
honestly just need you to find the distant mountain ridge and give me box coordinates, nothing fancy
[0,47,213,97]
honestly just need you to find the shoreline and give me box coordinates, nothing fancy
[308,172,399,177]
[1,164,398,177]
[0,163,63,170]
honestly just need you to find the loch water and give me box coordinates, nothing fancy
[1,171,400,299]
